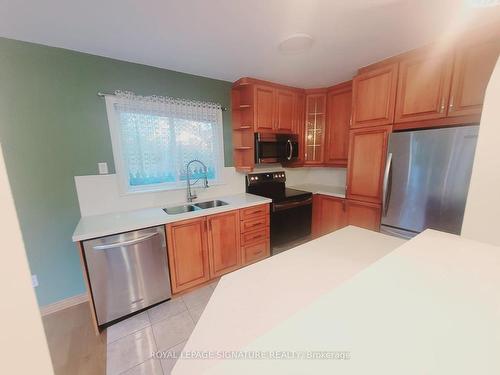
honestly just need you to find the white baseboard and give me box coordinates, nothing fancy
[40,293,88,316]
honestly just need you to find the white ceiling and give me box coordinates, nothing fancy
[0,0,498,88]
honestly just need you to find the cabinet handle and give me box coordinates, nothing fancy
[440,97,446,113]
[449,96,454,110]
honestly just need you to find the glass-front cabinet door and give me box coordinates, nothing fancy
[304,93,327,164]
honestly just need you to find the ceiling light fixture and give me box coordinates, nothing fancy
[278,33,314,54]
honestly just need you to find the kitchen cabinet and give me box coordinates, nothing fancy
[351,63,398,128]
[346,125,391,204]
[166,217,210,293]
[275,89,295,132]
[448,35,500,117]
[312,194,347,237]
[167,205,270,293]
[394,51,453,123]
[346,200,381,232]
[207,211,241,278]
[324,82,352,166]
[304,93,327,164]
[240,204,270,265]
[254,84,297,133]
[254,84,275,132]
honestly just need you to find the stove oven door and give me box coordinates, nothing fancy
[271,196,312,252]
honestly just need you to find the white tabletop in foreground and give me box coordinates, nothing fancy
[175,228,500,374]
[173,226,405,374]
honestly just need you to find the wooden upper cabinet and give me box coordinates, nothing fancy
[346,200,381,232]
[395,51,453,123]
[166,217,210,293]
[275,89,295,132]
[254,85,275,132]
[325,82,352,166]
[304,93,327,164]
[352,63,398,128]
[448,36,500,117]
[346,125,391,204]
[207,211,241,278]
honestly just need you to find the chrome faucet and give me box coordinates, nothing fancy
[186,159,209,202]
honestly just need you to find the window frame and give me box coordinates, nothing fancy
[104,95,225,194]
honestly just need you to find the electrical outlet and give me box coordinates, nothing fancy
[31,274,39,288]
[98,162,109,175]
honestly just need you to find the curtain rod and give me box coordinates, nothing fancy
[97,92,227,111]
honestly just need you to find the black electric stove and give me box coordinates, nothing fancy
[246,171,312,253]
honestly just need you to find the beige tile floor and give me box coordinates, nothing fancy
[106,281,217,375]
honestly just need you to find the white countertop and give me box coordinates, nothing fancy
[174,228,500,374]
[290,183,346,198]
[173,226,405,375]
[72,193,271,242]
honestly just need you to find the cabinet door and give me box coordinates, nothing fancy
[347,125,391,204]
[318,195,348,236]
[395,52,453,123]
[207,211,241,277]
[275,89,295,132]
[448,37,500,117]
[304,94,327,164]
[352,64,398,128]
[166,217,210,293]
[346,200,381,232]
[325,83,352,165]
[254,85,275,132]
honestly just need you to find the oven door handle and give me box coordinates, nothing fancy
[273,197,313,212]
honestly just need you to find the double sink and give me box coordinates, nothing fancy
[163,200,228,215]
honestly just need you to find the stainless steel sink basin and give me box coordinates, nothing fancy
[194,200,228,209]
[163,204,201,215]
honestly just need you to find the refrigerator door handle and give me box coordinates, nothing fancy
[382,152,393,217]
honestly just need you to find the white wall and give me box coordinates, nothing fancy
[75,166,346,216]
[0,144,54,374]
[462,57,500,245]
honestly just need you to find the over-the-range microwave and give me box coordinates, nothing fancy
[254,133,299,164]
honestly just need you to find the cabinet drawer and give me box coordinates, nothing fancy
[240,216,269,233]
[240,204,269,220]
[242,240,270,265]
[241,227,270,246]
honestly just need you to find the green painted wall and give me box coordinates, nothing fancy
[0,37,233,306]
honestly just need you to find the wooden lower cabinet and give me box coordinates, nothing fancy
[167,204,271,294]
[312,194,348,237]
[242,241,270,265]
[166,217,210,294]
[346,200,381,232]
[207,211,241,278]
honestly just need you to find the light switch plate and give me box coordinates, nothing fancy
[32,274,39,288]
[98,162,108,175]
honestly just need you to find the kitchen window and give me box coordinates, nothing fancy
[104,91,224,193]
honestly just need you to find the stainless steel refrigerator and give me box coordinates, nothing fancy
[380,125,479,239]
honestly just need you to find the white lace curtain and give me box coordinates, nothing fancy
[105,90,224,192]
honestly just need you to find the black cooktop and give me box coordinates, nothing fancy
[246,171,312,203]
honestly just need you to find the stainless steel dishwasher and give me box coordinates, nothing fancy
[83,225,171,326]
